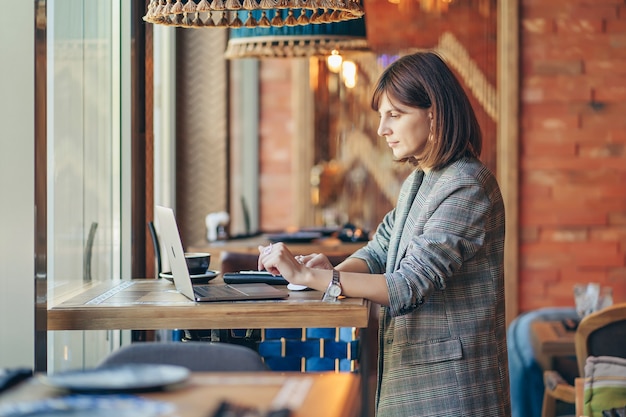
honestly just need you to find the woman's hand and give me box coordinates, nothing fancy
[257,242,307,285]
[295,253,334,270]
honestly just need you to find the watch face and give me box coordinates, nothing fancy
[328,284,342,297]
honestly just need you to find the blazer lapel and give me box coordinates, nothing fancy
[386,169,424,273]
[393,169,447,271]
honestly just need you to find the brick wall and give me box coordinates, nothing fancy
[258,59,296,232]
[519,0,626,311]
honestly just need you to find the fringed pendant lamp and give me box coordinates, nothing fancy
[225,11,368,58]
[143,0,365,29]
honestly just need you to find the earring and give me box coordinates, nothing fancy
[428,119,434,142]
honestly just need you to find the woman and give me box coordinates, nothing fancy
[258,51,511,417]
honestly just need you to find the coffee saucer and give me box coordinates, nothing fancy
[160,270,219,284]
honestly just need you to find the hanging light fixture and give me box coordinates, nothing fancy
[224,12,368,58]
[143,0,365,29]
[341,60,357,88]
[327,50,343,72]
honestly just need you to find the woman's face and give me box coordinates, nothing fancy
[377,93,431,161]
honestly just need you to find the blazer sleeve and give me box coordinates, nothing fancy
[386,174,495,317]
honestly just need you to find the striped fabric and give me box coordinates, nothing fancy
[584,356,626,417]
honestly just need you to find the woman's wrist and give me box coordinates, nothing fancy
[303,268,330,292]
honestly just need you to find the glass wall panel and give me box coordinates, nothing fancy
[46,0,130,371]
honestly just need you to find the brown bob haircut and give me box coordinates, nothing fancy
[371,51,482,170]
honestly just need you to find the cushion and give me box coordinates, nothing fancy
[584,356,626,417]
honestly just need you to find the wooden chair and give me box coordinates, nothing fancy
[542,302,626,417]
[98,341,268,372]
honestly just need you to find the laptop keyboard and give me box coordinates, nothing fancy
[194,285,240,297]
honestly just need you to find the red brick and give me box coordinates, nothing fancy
[610,213,626,225]
[521,140,577,156]
[518,269,566,310]
[522,241,623,268]
[521,200,608,227]
[594,85,626,101]
[519,268,559,287]
[259,59,296,231]
[590,226,626,242]
[520,101,580,129]
[522,18,555,34]
[526,168,626,188]
[553,183,626,201]
[607,33,626,50]
[521,112,581,130]
[606,269,626,304]
[546,281,584,301]
[580,103,626,127]
[555,18,605,34]
[522,102,585,117]
[523,34,626,60]
[540,227,589,242]
[585,58,626,75]
[522,156,626,172]
[608,130,626,142]
[521,167,621,187]
[522,34,586,60]
[587,198,626,214]
[523,0,623,6]
[607,267,626,282]
[559,266,609,286]
[606,18,626,33]
[522,4,619,20]
[521,128,613,145]
[519,298,558,312]
[523,170,574,190]
[579,143,626,157]
[527,59,584,75]
[519,181,552,200]
[522,75,592,102]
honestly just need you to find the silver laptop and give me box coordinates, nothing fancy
[155,206,288,302]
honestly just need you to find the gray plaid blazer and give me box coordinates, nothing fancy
[352,157,511,417]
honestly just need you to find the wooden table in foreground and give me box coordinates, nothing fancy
[529,320,576,370]
[0,372,360,417]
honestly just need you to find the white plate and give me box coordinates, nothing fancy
[159,270,219,283]
[40,364,190,393]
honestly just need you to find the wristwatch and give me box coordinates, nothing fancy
[322,269,342,302]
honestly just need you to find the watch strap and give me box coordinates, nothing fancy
[322,269,342,302]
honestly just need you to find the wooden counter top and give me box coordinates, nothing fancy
[48,279,370,331]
